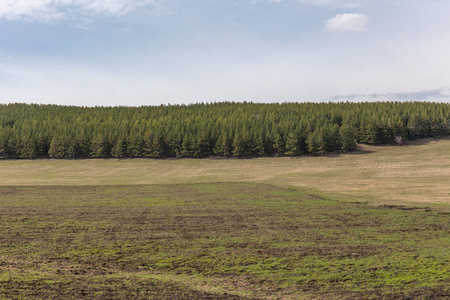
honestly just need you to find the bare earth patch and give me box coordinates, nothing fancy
[0,184,449,299]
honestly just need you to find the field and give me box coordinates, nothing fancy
[0,137,449,299]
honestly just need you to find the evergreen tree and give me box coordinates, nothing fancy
[339,125,357,151]
[306,128,321,155]
[0,102,448,159]
[111,137,126,158]
[90,134,109,158]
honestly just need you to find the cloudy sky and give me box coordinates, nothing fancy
[1,0,450,106]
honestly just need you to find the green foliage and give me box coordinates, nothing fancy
[285,131,302,156]
[0,102,449,159]
[339,124,357,151]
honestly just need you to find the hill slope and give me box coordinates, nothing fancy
[0,136,449,206]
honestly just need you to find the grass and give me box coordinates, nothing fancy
[0,137,449,299]
[0,183,449,299]
[0,137,449,207]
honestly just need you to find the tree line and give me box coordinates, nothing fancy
[0,102,448,159]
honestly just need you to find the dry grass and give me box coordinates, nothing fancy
[0,136,449,206]
[1,138,449,299]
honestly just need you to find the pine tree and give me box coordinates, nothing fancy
[339,125,357,151]
[111,137,126,158]
[307,128,321,155]
[90,134,108,158]
[285,131,301,156]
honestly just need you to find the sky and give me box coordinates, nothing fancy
[1,0,450,106]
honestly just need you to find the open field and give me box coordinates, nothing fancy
[0,183,449,299]
[0,137,449,299]
[0,136,449,207]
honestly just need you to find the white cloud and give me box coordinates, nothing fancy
[324,13,368,32]
[329,89,450,102]
[269,0,368,7]
[299,0,367,8]
[0,0,156,22]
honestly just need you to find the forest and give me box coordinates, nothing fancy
[0,101,449,159]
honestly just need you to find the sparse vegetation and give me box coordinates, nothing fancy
[0,183,449,299]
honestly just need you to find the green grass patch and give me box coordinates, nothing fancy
[0,183,449,299]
